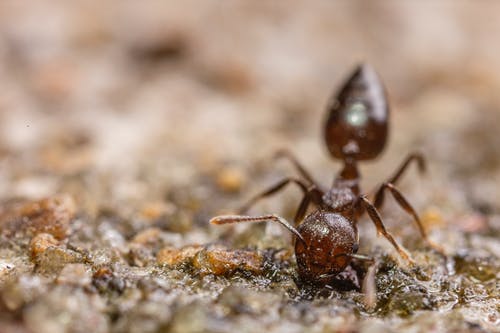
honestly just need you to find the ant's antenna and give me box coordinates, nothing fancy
[210,214,305,243]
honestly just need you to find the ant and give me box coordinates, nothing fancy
[210,64,442,286]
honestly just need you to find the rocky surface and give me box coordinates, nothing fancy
[0,1,499,333]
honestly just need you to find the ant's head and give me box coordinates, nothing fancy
[295,211,358,284]
[324,64,389,161]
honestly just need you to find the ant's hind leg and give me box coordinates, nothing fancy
[373,152,426,208]
[274,149,320,187]
[360,197,416,265]
[210,214,304,242]
[238,177,309,214]
[373,183,444,254]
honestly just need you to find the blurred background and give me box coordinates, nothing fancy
[0,0,499,220]
[1,2,499,332]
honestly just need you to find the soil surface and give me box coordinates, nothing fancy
[0,2,499,333]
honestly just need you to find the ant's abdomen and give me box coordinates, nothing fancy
[295,211,357,284]
[324,64,389,161]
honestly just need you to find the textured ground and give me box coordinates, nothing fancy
[0,2,499,333]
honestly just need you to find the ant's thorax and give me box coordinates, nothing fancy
[321,183,358,219]
[319,158,362,220]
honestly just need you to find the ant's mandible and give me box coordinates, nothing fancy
[210,64,442,285]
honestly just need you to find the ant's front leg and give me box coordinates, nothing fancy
[293,186,324,225]
[358,256,378,310]
[339,253,378,309]
[238,177,309,214]
[371,183,444,254]
[359,196,416,265]
[373,152,426,208]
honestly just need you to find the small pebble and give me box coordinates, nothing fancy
[0,261,15,282]
[0,195,76,240]
[216,167,246,193]
[156,245,203,266]
[193,246,263,276]
[92,267,125,294]
[29,233,59,259]
[140,201,173,220]
[421,207,446,229]
[128,244,155,267]
[56,263,91,286]
[131,227,162,246]
[157,245,263,276]
[30,240,84,275]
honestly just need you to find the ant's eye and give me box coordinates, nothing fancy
[352,244,359,253]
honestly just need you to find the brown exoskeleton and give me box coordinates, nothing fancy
[210,64,442,286]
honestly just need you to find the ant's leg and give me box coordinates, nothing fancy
[293,187,324,225]
[338,253,378,308]
[238,177,308,214]
[210,214,304,243]
[274,149,320,187]
[294,194,311,225]
[373,183,444,253]
[349,254,375,262]
[374,152,426,208]
[360,197,415,265]
[387,152,426,184]
[361,258,378,309]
